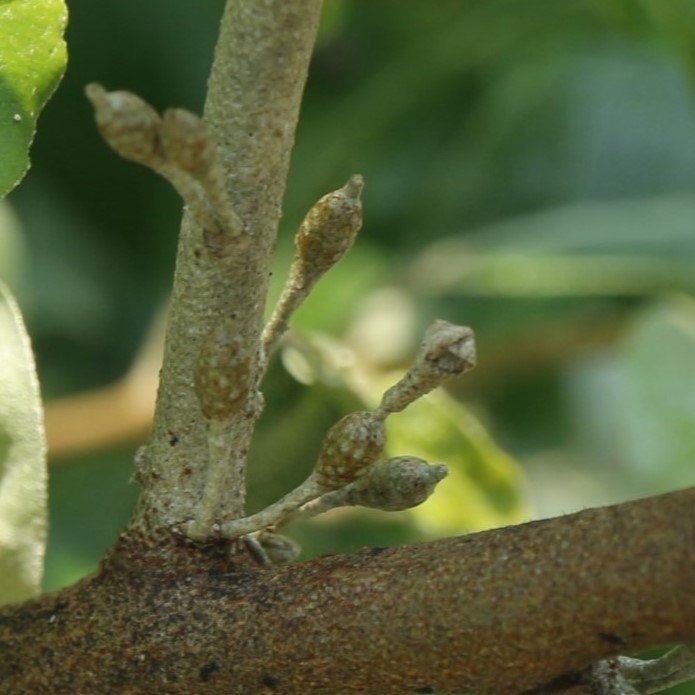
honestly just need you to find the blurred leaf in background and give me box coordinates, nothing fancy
[618,297,695,491]
[386,390,528,536]
[560,297,695,508]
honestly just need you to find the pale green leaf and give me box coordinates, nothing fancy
[411,195,695,298]
[0,280,47,604]
[0,0,68,198]
[616,296,695,491]
[0,199,25,293]
[386,390,529,535]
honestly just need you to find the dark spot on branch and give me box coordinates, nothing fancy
[203,229,230,255]
[199,661,219,682]
[168,431,179,446]
[261,673,280,689]
[368,546,387,556]
[598,632,626,646]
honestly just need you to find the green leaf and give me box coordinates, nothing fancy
[0,280,47,605]
[0,0,68,198]
[386,390,529,534]
[0,199,26,293]
[411,195,695,299]
[616,296,695,491]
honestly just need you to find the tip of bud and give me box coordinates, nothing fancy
[84,83,163,166]
[84,82,106,106]
[423,320,476,374]
[343,174,364,200]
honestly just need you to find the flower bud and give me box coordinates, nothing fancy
[295,175,363,279]
[380,320,476,413]
[85,83,163,166]
[314,410,385,489]
[194,318,252,420]
[349,456,448,511]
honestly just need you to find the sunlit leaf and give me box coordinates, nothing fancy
[386,389,529,535]
[0,281,47,604]
[0,0,68,198]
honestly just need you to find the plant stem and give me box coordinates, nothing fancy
[131,0,324,535]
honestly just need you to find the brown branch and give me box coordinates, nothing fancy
[2,487,693,694]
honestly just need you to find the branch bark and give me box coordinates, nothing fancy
[1,488,693,693]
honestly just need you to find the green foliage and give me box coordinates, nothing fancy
[619,297,695,490]
[0,200,25,293]
[410,195,695,300]
[0,0,67,198]
[0,281,47,605]
[387,391,528,534]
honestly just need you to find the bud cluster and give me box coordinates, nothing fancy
[85,83,242,244]
[216,320,475,542]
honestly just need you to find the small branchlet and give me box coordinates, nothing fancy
[218,475,326,538]
[261,175,364,362]
[218,410,387,538]
[160,108,242,240]
[588,646,695,695]
[281,456,448,526]
[160,108,217,179]
[85,83,241,245]
[380,320,476,414]
[243,530,301,567]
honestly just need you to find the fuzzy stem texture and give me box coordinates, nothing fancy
[132,0,323,534]
[0,488,693,694]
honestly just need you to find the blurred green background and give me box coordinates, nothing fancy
[2,1,695,645]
